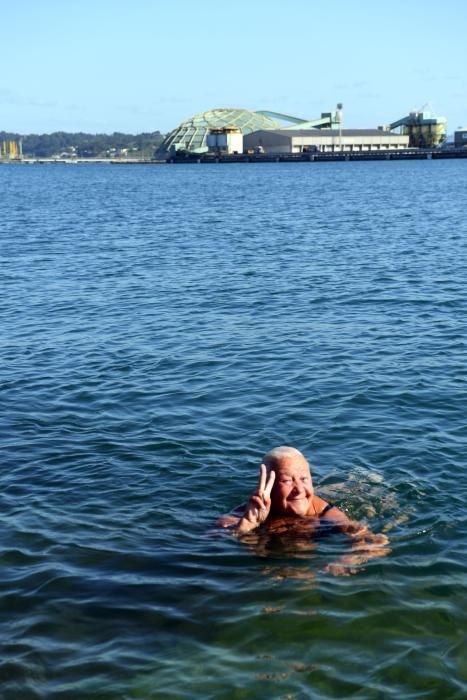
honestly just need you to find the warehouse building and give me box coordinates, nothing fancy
[243,128,409,154]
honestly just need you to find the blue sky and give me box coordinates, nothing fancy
[2,0,466,135]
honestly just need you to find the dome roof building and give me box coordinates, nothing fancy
[158,108,281,155]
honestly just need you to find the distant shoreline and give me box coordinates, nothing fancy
[0,158,165,165]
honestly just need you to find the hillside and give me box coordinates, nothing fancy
[0,130,164,158]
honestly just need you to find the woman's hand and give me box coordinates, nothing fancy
[237,464,276,534]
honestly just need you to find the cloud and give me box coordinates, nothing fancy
[0,86,22,104]
[26,97,57,109]
[116,103,164,117]
[355,91,381,101]
[0,86,56,109]
[412,68,462,83]
[333,80,371,91]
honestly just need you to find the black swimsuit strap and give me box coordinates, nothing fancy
[320,503,335,517]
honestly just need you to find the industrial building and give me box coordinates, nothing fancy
[243,128,409,154]
[454,129,467,148]
[206,127,243,155]
[158,109,280,155]
[159,104,448,157]
[1,139,21,159]
[157,107,342,155]
[388,110,447,148]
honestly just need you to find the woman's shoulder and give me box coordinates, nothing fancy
[311,494,331,515]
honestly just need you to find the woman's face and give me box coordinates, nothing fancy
[270,456,314,516]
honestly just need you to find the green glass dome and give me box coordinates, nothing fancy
[158,108,281,154]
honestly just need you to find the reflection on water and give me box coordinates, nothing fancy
[1,161,467,699]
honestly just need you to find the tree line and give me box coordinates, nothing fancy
[0,130,164,157]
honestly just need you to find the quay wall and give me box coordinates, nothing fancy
[167,148,467,164]
[2,150,467,165]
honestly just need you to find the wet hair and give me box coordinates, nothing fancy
[263,445,308,469]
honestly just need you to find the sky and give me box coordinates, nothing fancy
[2,0,466,135]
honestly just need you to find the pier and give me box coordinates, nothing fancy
[2,149,467,165]
[167,148,467,164]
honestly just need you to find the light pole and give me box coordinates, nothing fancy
[336,103,343,151]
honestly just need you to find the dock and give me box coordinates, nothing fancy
[2,149,467,166]
[167,148,467,164]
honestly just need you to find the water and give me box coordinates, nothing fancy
[1,160,466,699]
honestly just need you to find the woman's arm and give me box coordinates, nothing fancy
[216,504,245,529]
[320,503,390,576]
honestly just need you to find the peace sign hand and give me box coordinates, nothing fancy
[237,464,276,534]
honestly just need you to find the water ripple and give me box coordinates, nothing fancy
[1,161,467,698]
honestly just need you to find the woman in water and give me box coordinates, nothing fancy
[218,446,390,575]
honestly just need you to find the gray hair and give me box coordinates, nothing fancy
[263,445,306,467]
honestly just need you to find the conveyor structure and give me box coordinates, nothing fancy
[389,111,446,148]
[256,110,341,130]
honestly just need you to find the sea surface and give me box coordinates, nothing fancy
[1,160,466,699]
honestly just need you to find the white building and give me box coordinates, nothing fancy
[243,128,409,154]
[206,127,243,154]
